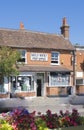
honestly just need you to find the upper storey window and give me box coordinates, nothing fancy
[18,50,27,64]
[51,52,60,65]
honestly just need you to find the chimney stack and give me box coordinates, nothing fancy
[20,22,24,29]
[60,17,69,39]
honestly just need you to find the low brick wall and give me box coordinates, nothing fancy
[14,92,36,97]
[0,93,9,98]
[46,87,67,96]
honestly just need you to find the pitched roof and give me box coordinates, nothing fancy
[0,28,74,50]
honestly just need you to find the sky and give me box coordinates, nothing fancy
[0,0,84,45]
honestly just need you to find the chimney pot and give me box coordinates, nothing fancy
[20,22,24,29]
[60,17,69,39]
[63,17,67,25]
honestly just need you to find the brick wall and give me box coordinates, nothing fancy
[27,49,51,65]
[76,51,84,73]
[15,92,36,97]
[27,49,73,70]
[76,85,84,94]
[46,87,67,96]
[0,94,9,98]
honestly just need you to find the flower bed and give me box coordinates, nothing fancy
[0,107,84,130]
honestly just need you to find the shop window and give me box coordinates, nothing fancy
[49,72,70,86]
[11,76,34,92]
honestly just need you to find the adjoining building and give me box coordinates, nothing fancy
[0,18,75,98]
[74,45,84,95]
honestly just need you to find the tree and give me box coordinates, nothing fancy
[0,46,20,84]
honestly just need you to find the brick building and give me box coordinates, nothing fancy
[75,45,84,95]
[0,18,75,98]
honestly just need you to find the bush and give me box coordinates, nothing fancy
[0,119,13,130]
[40,109,84,129]
[5,107,37,130]
[1,107,84,130]
[40,109,60,129]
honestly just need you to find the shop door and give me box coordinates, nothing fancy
[37,79,42,96]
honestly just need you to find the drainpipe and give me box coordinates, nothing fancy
[73,49,76,95]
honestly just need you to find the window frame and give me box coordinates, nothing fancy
[11,75,34,92]
[51,51,60,65]
[17,49,27,64]
[76,79,84,85]
[49,72,70,87]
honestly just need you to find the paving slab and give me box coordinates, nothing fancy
[0,96,84,116]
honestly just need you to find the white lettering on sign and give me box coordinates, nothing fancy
[31,53,48,61]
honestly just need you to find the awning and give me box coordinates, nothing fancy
[18,65,73,72]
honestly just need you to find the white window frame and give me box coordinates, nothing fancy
[11,75,34,92]
[51,51,60,65]
[18,49,27,64]
[49,72,70,87]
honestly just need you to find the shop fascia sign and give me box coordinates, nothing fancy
[31,52,48,61]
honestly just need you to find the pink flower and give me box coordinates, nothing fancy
[12,123,17,129]
[2,113,6,117]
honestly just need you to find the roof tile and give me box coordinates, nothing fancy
[0,28,74,50]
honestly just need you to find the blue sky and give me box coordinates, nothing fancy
[0,0,84,45]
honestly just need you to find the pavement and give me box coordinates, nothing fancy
[0,95,84,115]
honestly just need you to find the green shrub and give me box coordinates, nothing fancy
[35,117,48,130]
[0,119,13,130]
